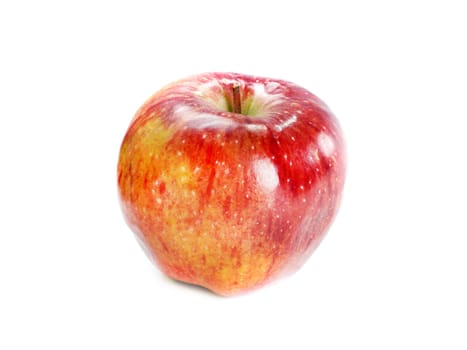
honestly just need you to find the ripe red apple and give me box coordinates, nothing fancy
[117,72,346,296]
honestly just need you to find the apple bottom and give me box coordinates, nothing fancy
[120,180,337,296]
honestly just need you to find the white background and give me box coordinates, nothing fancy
[1,1,466,349]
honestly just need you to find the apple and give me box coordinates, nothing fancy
[117,72,346,296]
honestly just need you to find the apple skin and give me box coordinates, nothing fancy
[118,72,346,296]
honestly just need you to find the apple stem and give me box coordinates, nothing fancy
[232,84,242,114]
